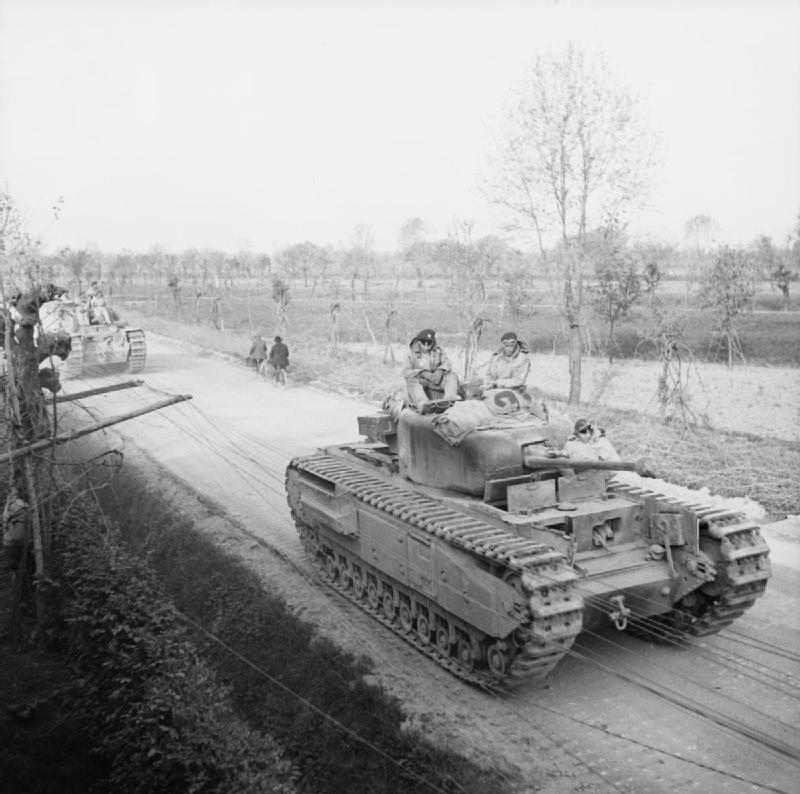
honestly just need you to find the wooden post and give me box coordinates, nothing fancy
[48,380,144,404]
[0,394,194,465]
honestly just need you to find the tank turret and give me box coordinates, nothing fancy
[286,396,771,689]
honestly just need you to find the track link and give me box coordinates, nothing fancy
[126,329,147,373]
[64,335,85,378]
[288,454,584,688]
[610,481,771,639]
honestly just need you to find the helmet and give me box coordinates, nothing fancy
[500,331,518,342]
[416,328,436,343]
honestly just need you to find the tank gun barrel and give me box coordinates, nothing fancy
[523,453,654,478]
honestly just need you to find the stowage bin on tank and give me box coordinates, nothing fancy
[285,396,771,689]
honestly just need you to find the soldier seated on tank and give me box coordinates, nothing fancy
[402,328,459,410]
[75,298,91,326]
[481,331,532,392]
[90,293,112,324]
[563,418,620,462]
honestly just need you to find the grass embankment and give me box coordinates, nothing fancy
[0,467,512,794]
[127,308,800,520]
[0,487,296,794]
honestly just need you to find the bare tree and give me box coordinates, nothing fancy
[275,242,330,290]
[770,260,798,311]
[271,276,290,339]
[382,293,398,364]
[698,245,756,368]
[398,217,428,288]
[637,302,699,426]
[683,214,716,307]
[329,301,342,355]
[587,225,641,362]
[435,220,495,381]
[59,246,92,294]
[0,191,70,627]
[485,44,657,406]
[769,212,800,310]
[344,224,375,298]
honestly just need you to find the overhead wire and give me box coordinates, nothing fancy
[94,384,800,706]
[567,632,800,753]
[63,381,800,701]
[56,384,627,793]
[477,678,797,794]
[555,641,800,764]
[54,377,800,790]
[67,392,800,712]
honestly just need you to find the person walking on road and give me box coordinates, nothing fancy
[268,336,290,384]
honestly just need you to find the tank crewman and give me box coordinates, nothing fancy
[563,418,620,461]
[481,331,532,391]
[268,335,290,375]
[402,328,459,409]
[247,334,268,373]
[90,292,112,324]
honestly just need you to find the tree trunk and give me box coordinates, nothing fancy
[567,322,582,406]
[726,329,733,369]
[5,316,48,627]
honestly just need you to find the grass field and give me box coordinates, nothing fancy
[121,300,800,521]
[121,277,800,367]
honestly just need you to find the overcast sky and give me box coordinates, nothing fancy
[1,0,799,255]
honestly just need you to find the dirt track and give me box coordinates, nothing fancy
[56,334,800,794]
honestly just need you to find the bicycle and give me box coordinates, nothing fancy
[263,362,287,386]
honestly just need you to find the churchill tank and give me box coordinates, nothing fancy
[38,299,146,378]
[285,393,771,689]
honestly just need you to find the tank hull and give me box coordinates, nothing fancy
[287,451,584,688]
[65,327,146,378]
[286,408,771,687]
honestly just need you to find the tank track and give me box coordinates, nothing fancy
[610,480,771,640]
[64,335,85,378]
[126,329,147,373]
[287,453,583,690]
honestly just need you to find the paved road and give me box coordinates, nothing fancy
[55,334,800,794]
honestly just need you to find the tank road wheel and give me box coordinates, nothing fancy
[325,556,339,582]
[382,590,396,621]
[456,639,474,672]
[352,571,365,599]
[487,643,509,679]
[399,603,413,633]
[416,613,432,644]
[367,582,380,610]
[436,626,452,656]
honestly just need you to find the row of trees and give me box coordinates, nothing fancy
[4,47,799,407]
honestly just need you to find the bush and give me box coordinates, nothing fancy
[52,495,298,794]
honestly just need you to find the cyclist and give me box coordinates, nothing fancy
[268,335,289,384]
[246,334,268,375]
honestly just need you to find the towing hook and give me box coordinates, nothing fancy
[608,595,631,631]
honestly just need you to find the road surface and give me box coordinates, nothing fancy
[54,334,800,794]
